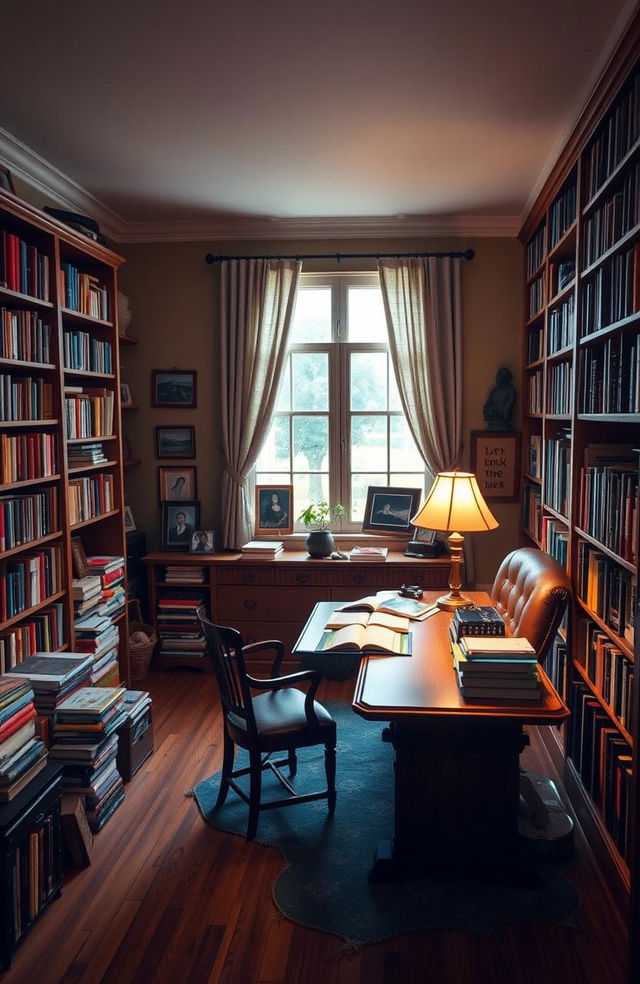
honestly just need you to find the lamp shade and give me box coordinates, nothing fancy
[411,471,498,533]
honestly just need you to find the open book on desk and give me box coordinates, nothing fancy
[318,618,411,655]
[337,590,438,620]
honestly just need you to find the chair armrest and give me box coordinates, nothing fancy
[245,669,322,726]
[241,639,285,677]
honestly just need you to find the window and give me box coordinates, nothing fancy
[255,272,427,531]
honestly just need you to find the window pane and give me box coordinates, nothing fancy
[293,415,329,472]
[275,363,291,411]
[351,474,386,522]
[292,352,328,411]
[350,352,388,411]
[390,416,424,471]
[256,416,290,473]
[348,286,387,342]
[293,473,329,517]
[290,288,331,342]
[351,416,387,471]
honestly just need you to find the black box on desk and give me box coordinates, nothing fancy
[117,701,153,782]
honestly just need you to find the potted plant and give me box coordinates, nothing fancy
[298,500,346,558]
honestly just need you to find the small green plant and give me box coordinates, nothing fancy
[298,500,346,531]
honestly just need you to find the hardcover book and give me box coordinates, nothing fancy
[452,605,506,637]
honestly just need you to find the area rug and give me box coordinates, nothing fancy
[192,701,581,944]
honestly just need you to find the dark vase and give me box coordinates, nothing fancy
[305,530,334,558]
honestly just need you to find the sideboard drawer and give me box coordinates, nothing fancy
[217,585,329,621]
[275,568,333,587]
[216,566,275,586]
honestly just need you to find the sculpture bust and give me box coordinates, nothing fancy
[483,367,516,431]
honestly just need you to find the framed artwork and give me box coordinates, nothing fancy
[0,166,15,194]
[161,501,200,550]
[190,530,215,554]
[413,526,438,544]
[152,369,197,408]
[155,426,196,459]
[123,505,136,531]
[120,383,133,405]
[158,465,197,502]
[471,430,521,502]
[71,536,89,578]
[255,484,293,535]
[362,486,422,536]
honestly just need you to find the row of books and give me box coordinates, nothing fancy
[545,359,573,415]
[63,330,112,374]
[164,565,205,584]
[547,293,574,355]
[527,434,542,480]
[0,486,59,550]
[549,180,577,249]
[526,223,545,279]
[583,161,640,268]
[0,604,64,674]
[580,244,640,336]
[581,622,635,732]
[0,307,51,364]
[583,70,640,200]
[521,482,542,542]
[527,367,543,414]
[577,445,638,563]
[59,264,109,321]
[540,516,568,569]
[0,544,63,622]
[577,541,635,645]
[0,231,50,301]
[67,472,114,525]
[579,329,640,415]
[0,431,57,484]
[157,594,208,661]
[528,273,545,319]
[64,388,114,439]
[543,433,571,518]
[526,323,543,364]
[0,374,54,422]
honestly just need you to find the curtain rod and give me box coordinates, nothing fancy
[205,248,475,263]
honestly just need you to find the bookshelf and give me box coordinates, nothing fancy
[0,189,130,685]
[519,16,640,983]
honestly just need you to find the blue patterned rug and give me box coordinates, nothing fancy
[192,701,580,944]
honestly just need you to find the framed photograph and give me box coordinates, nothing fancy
[190,530,215,554]
[71,536,89,578]
[155,426,196,459]
[161,501,201,550]
[152,370,197,408]
[471,430,521,502]
[255,484,293,535]
[123,505,136,532]
[362,486,422,536]
[0,166,15,194]
[120,383,133,405]
[158,465,197,502]
[413,526,438,544]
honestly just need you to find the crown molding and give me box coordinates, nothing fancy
[0,127,519,243]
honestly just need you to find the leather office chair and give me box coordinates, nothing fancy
[490,547,571,664]
[199,617,337,840]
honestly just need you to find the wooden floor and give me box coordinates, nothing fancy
[0,669,630,984]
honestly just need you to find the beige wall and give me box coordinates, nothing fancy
[119,234,523,586]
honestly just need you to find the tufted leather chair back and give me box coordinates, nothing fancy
[490,547,571,664]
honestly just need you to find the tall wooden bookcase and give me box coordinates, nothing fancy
[519,14,640,983]
[0,189,130,685]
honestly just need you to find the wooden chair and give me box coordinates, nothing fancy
[199,617,337,840]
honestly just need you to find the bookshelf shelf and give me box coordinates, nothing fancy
[0,474,61,493]
[0,419,58,429]
[0,285,55,309]
[0,530,63,560]
[0,358,56,370]
[68,459,119,475]
[60,308,113,329]
[70,508,120,531]
[63,368,116,380]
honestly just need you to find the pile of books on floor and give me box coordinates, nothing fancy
[157,593,208,662]
[72,554,126,686]
[241,540,284,558]
[5,652,93,718]
[49,686,127,832]
[451,635,542,701]
[348,545,389,561]
[164,565,205,584]
[0,674,48,801]
[450,604,506,640]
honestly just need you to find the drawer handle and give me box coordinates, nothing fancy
[241,573,255,584]
[352,573,364,584]
[296,573,309,584]
[244,600,257,610]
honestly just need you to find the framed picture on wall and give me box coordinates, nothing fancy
[471,430,520,502]
[255,485,293,534]
[161,501,201,550]
[158,465,197,502]
[361,486,422,536]
[152,370,197,408]
[155,426,196,459]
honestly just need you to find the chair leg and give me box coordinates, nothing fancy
[216,730,234,808]
[247,748,262,840]
[287,747,297,778]
[324,742,337,816]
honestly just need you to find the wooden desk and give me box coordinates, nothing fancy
[351,591,570,884]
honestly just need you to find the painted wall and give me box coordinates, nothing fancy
[119,235,522,586]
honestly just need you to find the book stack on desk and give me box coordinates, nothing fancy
[451,637,542,700]
[241,540,284,557]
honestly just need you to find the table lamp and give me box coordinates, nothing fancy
[410,471,499,611]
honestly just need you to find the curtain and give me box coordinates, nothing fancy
[219,258,301,549]
[377,256,463,475]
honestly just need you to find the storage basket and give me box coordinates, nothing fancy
[127,598,156,681]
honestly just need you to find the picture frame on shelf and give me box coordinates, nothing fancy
[0,166,15,194]
[362,486,422,536]
[471,430,520,502]
[71,536,89,578]
[190,530,215,554]
[120,383,133,405]
[158,465,197,502]
[155,426,196,459]
[161,501,200,550]
[152,369,197,408]
[255,484,293,534]
[123,505,136,532]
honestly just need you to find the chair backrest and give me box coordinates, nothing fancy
[490,547,571,663]
[199,617,258,735]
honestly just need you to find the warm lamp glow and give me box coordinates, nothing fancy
[411,471,499,610]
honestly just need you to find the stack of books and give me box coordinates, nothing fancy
[349,545,389,562]
[5,652,93,717]
[0,675,48,801]
[49,686,127,832]
[451,636,541,700]
[450,605,505,641]
[241,540,284,558]
[71,554,126,686]
[157,594,208,661]
[86,555,126,619]
[164,565,205,584]
[67,442,108,468]
[73,612,120,686]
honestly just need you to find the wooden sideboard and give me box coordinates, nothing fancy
[143,550,450,670]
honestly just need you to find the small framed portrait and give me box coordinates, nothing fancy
[190,530,215,554]
[0,166,15,194]
[123,505,136,532]
[158,465,197,502]
[152,370,197,408]
[471,431,520,502]
[155,426,196,459]
[255,484,293,535]
[71,536,89,578]
[120,383,133,406]
[161,501,200,550]
[362,486,422,536]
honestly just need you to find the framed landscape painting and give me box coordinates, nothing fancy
[155,426,196,459]
[362,486,421,535]
[152,370,197,408]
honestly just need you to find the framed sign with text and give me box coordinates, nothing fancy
[471,431,520,502]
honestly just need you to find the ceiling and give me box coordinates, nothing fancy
[0,0,636,241]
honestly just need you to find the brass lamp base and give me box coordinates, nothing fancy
[437,531,470,611]
[435,590,473,611]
